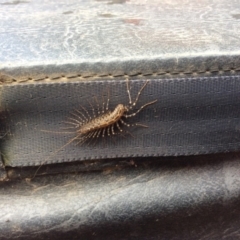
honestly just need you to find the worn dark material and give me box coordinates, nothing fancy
[1,153,240,240]
[1,0,240,239]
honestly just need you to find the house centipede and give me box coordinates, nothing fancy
[33,79,157,178]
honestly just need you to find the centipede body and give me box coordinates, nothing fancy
[65,79,157,146]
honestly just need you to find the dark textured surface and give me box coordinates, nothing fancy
[0,162,7,181]
[1,153,240,239]
[2,76,240,167]
[1,0,240,239]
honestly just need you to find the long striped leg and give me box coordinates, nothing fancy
[92,129,102,146]
[117,122,127,139]
[74,108,88,122]
[87,98,96,119]
[121,118,148,128]
[101,127,107,147]
[131,80,149,108]
[126,78,132,105]
[70,111,85,122]
[63,118,82,131]
[102,127,106,137]
[94,96,101,115]
[125,100,157,118]
[108,125,116,144]
[60,125,79,130]
[87,130,99,146]
[76,132,94,146]
[106,86,110,111]
[115,121,133,138]
[111,124,115,135]
[107,126,111,137]
[63,120,80,127]
[116,122,123,132]
[79,104,92,120]
[65,117,82,125]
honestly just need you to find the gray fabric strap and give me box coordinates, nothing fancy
[1,76,240,167]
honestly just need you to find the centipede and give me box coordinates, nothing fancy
[33,79,157,178]
[65,78,157,144]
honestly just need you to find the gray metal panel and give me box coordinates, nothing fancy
[0,0,240,80]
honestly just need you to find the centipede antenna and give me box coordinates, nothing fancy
[126,78,132,105]
[131,80,150,109]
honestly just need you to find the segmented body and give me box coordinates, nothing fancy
[64,79,157,145]
[78,104,127,135]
